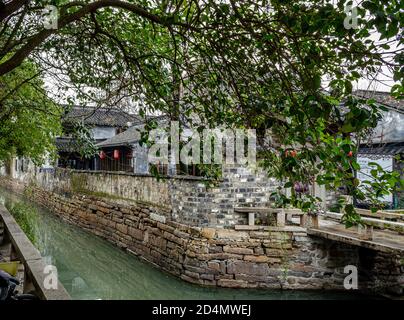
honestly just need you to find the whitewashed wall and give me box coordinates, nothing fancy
[91,126,117,140]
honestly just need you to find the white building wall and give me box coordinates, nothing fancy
[91,126,116,140]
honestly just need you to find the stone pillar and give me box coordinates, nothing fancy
[311,215,319,228]
[314,181,326,209]
[285,187,292,198]
[357,224,373,240]
[248,212,255,226]
[8,156,16,179]
[299,214,307,227]
[276,209,285,227]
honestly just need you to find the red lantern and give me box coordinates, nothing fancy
[113,149,120,160]
[99,151,106,160]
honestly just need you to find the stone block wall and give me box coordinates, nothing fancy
[2,177,402,295]
[1,179,341,289]
[170,164,280,227]
[7,164,280,227]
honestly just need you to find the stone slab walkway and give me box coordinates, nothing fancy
[308,217,404,254]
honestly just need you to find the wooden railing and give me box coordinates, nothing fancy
[0,204,70,300]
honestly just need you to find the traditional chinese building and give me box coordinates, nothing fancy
[56,106,140,170]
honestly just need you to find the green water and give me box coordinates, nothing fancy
[0,188,376,300]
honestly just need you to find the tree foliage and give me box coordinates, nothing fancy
[0,0,403,223]
[0,58,62,163]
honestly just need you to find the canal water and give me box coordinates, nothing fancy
[0,188,375,300]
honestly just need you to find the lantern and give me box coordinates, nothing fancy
[99,151,106,160]
[113,149,120,160]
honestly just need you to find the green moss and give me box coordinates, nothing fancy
[75,189,169,210]
[267,231,291,283]
[6,201,39,246]
[71,174,88,193]
[23,181,37,198]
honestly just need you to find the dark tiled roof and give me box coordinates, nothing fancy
[353,90,404,113]
[63,106,142,127]
[56,137,107,152]
[55,138,81,153]
[359,142,404,156]
[96,115,169,148]
[96,126,142,148]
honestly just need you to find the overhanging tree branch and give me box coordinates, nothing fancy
[0,0,29,22]
[0,0,195,76]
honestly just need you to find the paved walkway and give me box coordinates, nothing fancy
[307,217,404,254]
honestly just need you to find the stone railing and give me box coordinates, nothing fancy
[234,207,308,228]
[0,204,70,300]
[323,210,404,240]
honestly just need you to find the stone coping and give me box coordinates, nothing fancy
[56,168,219,182]
[0,204,71,300]
[235,225,306,232]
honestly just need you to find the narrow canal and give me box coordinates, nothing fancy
[0,187,375,300]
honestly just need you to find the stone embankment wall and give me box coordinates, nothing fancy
[9,164,279,227]
[1,177,402,295]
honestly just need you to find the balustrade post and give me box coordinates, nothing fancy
[248,212,255,226]
[276,209,285,227]
[357,224,373,240]
[311,215,319,228]
[299,214,307,227]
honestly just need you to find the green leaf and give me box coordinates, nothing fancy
[284,181,293,188]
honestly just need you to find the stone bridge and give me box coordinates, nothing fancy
[308,216,404,255]
[236,206,404,255]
